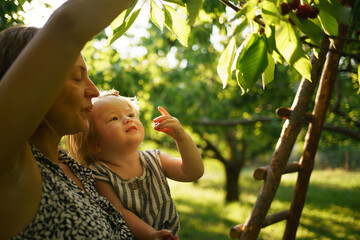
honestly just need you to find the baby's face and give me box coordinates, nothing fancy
[91,96,145,153]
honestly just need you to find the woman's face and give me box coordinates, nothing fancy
[45,54,99,136]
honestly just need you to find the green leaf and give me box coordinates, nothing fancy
[315,0,351,25]
[237,35,268,89]
[244,0,259,20]
[184,0,204,25]
[164,5,191,47]
[236,69,247,95]
[106,8,141,46]
[231,0,257,23]
[217,37,236,89]
[110,0,138,31]
[265,25,283,64]
[288,12,324,46]
[318,10,338,36]
[232,16,248,36]
[260,0,281,25]
[163,0,186,6]
[290,49,312,81]
[236,33,257,69]
[235,34,257,94]
[262,53,275,88]
[150,0,165,31]
[275,20,298,63]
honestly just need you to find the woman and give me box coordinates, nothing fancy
[0,0,135,238]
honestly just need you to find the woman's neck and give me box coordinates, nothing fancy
[29,121,62,164]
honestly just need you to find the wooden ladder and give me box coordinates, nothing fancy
[229,18,350,240]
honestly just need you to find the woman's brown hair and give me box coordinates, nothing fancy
[0,26,39,80]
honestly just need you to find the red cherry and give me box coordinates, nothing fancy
[308,6,319,18]
[296,4,311,19]
[281,3,292,15]
[289,0,300,10]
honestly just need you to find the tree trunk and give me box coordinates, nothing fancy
[225,162,241,202]
[224,131,247,202]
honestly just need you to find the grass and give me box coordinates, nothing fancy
[168,159,360,240]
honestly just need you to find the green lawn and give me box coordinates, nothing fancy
[169,159,360,240]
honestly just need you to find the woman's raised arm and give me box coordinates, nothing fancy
[0,0,134,165]
[0,0,133,238]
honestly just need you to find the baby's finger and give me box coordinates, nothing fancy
[158,106,170,116]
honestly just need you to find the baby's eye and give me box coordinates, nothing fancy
[128,113,135,118]
[110,116,118,121]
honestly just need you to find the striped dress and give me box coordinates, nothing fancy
[90,149,180,236]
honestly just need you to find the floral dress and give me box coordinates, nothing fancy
[11,144,134,239]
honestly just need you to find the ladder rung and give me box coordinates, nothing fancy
[230,210,289,239]
[230,224,243,239]
[253,162,301,180]
[276,107,313,122]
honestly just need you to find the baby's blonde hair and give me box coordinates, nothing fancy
[67,89,140,166]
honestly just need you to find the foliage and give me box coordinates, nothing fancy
[170,159,360,240]
[108,0,360,95]
[106,0,202,48]
[0,0,33,31]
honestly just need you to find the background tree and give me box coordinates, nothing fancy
[80,0,360,204]
[0,0,35,31]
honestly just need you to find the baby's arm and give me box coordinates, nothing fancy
[153,107,204,182]
[95,180,174,240]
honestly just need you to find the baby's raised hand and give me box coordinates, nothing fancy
[153,106,187,141]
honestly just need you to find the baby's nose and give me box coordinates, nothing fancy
[124,117,132,124]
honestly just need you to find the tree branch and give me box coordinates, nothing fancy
[220,0,240,12]
[203,138,227,164]
[219,0,265,27]
[301,37,360,61]
[323,124,360,141]
[195,116,273,126]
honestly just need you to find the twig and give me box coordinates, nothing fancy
[220,0,240,12]
[300,37,360,61]
[219,0,265,27]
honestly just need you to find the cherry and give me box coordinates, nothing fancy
[296,3,312,19]
[289,0,300,10]
[281,3,292,15]
[308,6,319,18]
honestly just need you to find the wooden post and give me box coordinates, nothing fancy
[283,15,351,240]
[239,37,329,240]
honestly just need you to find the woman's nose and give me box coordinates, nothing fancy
[85,78,99,98]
